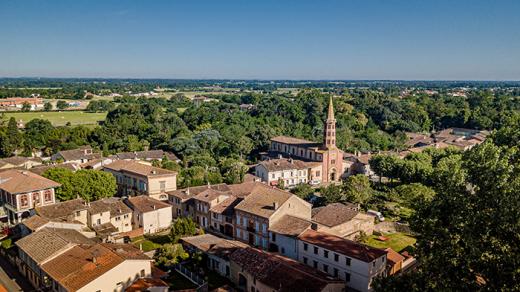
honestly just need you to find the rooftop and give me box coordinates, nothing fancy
[20,214,49,231]
[269,215,311,237]
[229,247,343,291]
[127,196,171,213]
[16,228,95,264]
[234,184,294,218]
[114,149,178,161]
[0,169,61,194]
[89,197,132,217]
[36,198,88,222]
[311,203,360,227]
[258,158,320,172]
[298,229,387,263]
[104,160,176,177]
[168,183,231,200]
[56,146,101,162]
[41,243,149,291]
[271,136,321,147]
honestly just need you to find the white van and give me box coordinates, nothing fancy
[367,210,385,221]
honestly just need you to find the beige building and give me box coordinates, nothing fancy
[41,243,152,292]
[229,247,345,292]
[0,156,42,170]
[126,196,172,234]
[16,228,96,288]
[52,145,101,164]
[0,169,60,225]
[104,160,177,200]
[312,202,374,239]
[233,184,311,250]
[255,158,321,188]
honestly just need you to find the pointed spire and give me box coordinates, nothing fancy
[327,96,335,121]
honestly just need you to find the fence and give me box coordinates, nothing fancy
[173,263,208,292]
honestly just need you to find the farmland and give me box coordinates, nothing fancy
[2,111,107,126]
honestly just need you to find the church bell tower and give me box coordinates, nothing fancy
[323,96,336,149]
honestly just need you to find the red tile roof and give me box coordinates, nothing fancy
[0,169,60,194]
[298,229,387,262]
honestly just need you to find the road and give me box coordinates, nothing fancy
[0,256,33,291]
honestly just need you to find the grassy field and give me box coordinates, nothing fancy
[364,232,416,252]
[3,111,107,126]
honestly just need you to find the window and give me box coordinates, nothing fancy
[20,194,28,207]
[314,246,318,254]
[115,216,120,221]
[331,159,335,164]
[324,250,329,258]
[373,261,376,267]
[281,247,285,254]
[76,211,81,216]
[271,233,276,242]
[334,254,339,262]
[346,257,351,266]
[323,264,328,273]
[159,181,166,192]
[316,171,320,177]
[97,218,101,225]
[32,192,40,205]
[303,243,308,251]
[303,257,308,264]
[333,268,338,277]
[313,261,318,269]
[124,214,129,219]
[44,190,53,202]
[345,272,351,282]
[140,269,145,277]
[237,229,241,238]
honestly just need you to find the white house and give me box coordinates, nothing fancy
[126,196,172,234]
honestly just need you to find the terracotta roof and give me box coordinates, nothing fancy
[168,183,230,200]
[0,156,40,166]
[193,188,230,203]
[21,215,49,231]
[127,196,171,213]
[56,146,101,162]
[269,215,311,237]
[229,247,343,291]
[258,158,318,172]
[181,234,248,260]
[89,197,132,217]
[36,198,88,222]
[271,136,321,147]
[0,169,60,194]
[385,248,405,266]
[126,278,168,292]
[104,160,176,177]
[311,203,360,227]
[234,184,294,218]
[209,195,241,215]
[355,154,372,165]
[41,243,150,291]
[16,228,95,264]
[298,229,387,263]
[227,181,265,198]
[29,163,79,175]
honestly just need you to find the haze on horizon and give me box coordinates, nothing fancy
[1,0,519,81]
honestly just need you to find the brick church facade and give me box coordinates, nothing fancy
[263,97,345,184]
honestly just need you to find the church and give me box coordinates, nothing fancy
[256,97,348,186]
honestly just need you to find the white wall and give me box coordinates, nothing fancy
[141,207,172,234]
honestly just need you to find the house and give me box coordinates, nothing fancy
[264,97,347,183]
[233,183,311,250]
[0,156,42,170]
[168,183,231,218]
[181,234,248,278]
[311,202,374,239]
[297,229,388,292]
[268,214,311,259]
[113,150,180,163]
[229,247,345,292]
[41,243,153,292]
[80,157,114,170]
[0,97,44,110]
[254,157,321,188]
[36,198,89,226]
[0,169,60,225]
[126,196,172,234]
[192,187,232,229]
[29,163,80,176]
[51,146,101,164]
[15,227,96,289]
[104,160,177,200]
[385,248,405,275]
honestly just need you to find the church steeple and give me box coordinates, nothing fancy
[323,96,336,149]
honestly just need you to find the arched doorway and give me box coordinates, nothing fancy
[238,273,248,291]
[329,168,337,181]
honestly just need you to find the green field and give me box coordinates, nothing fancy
[3,111,107,126]
[364,232,416,252]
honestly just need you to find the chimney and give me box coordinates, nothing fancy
[152,170,157,175]
[311,222,318,230]
[153,205,156,210]
[273,202,279,210]
[92,256,97,264]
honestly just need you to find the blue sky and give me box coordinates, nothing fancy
[1,0,519,80]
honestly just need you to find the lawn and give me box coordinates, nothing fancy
[3,111,107,126]
[131,233,172,252]
[364,232,416,253]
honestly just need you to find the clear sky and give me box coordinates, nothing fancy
[1,0,519,80]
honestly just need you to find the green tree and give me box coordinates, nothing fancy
[42,168,117,201]
[44,102,53,111]
[169,217,201,243]
[220,158,248,184]
[56,100,68,110]
[153,243,189,267]
[343,174,373,205]
[21,102,31,112]
[291,183,314,201]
